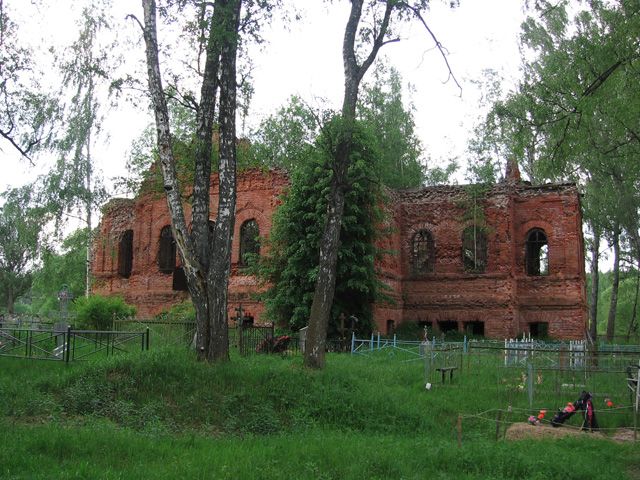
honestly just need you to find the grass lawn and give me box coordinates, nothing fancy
[1,347,638,479]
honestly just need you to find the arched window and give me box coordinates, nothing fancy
[118,230,133,278]
[525,229,549,276]
[411,229,434,275]
[239,219,260,266]
[462,226,488,273]
[158,225,176,274]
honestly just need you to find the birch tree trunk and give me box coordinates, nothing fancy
[141,0,241,361]
[206,0,241,362]
[85,136,93,298]
[304,0,393,369]
[588,226,600,341]
[606,224,620,341]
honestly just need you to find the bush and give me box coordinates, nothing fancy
[73,295,136,330]
[154,300,195,323]
[394,321,426,340]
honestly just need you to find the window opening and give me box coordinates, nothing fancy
[464,321,485,336]
[158,225,176,274]
[117,230,133,278]
[412,230,434,275]
[462,226,487,273]
[239,219,260,266]
[437,320,458,333]
[526,229,549,276]
[529,322,549,339]
[172,267,188,291]
[386,320,395,335]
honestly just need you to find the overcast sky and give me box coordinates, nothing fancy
[3,0,526,192]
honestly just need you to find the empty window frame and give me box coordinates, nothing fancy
[117,230,133,278]
[239,219,260,267]
[386,320,395,335]
[529,322,549,339]
[462,225,488,273]
[411,229,435,275]
[172,266,188,291]
[437,320,458,333]
[158,225,176,274]
[525,229,549,276]
[464,321,485,337]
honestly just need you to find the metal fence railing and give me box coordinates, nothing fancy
[0,326,149,362]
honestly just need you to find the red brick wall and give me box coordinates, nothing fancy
[93,168,288,321]
[374,182,587,339]
[93,170,587,339]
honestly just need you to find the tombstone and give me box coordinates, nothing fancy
[57,285,74,323]
[53,322,68,347]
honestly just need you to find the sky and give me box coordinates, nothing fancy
[3,0,526,194]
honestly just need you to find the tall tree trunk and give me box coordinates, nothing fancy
[190,1,224,357]
[85,134,92,298]
[588,226,600,341]
[304,0,393,369]
[6,285,14,315]
[205,0,241,362]
[141,0,216,360]
[606,225,620,341]
[627,268,640,340]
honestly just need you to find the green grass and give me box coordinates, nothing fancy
[1,348,639,479]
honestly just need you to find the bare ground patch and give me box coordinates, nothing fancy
[504,422,629,441]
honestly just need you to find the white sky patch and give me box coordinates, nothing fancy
[3,0,526,192]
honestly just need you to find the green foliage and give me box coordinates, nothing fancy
[0,351,638,478]
[115,96,200,197]
[471,1,640,337]
[424,159,459,186]
[471,0,640,263]
[249,66,426,189]
[26,228,87,317]
[393,320,426,340]
[39,3,116,228]
[154,300,196,323]
[357,64,425,188]
[0,4,59,158]
[0,186,47,313]
[72,295,136,330]
[595,269,640,338]
[249,95,324,171]
[257,117,384,334]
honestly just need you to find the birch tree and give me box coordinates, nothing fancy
[304,0,460,369]
[469,0,640,340]
[0,1,58,160]
[42,4,113,298]
[136,0,242,362]
[0,186,45,313]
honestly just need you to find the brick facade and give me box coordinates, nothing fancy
[92,167,587,340]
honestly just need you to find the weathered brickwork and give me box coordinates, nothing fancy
[93,167,587,340]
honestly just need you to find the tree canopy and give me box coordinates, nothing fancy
[0,186,47,313]
[257,117,384,334]
[470,0,640,340]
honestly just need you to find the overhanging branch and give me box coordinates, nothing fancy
[400,1,462,96]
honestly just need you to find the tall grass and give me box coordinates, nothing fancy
[1,424,636,479]
[1,347,638,479]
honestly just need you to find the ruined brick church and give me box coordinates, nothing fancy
[92,163,587,340]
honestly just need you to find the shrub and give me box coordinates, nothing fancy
[73,295,136,330]
[393,321,425,340]
[154,300,195,323]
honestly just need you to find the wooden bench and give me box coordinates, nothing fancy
[436,366,458,383]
